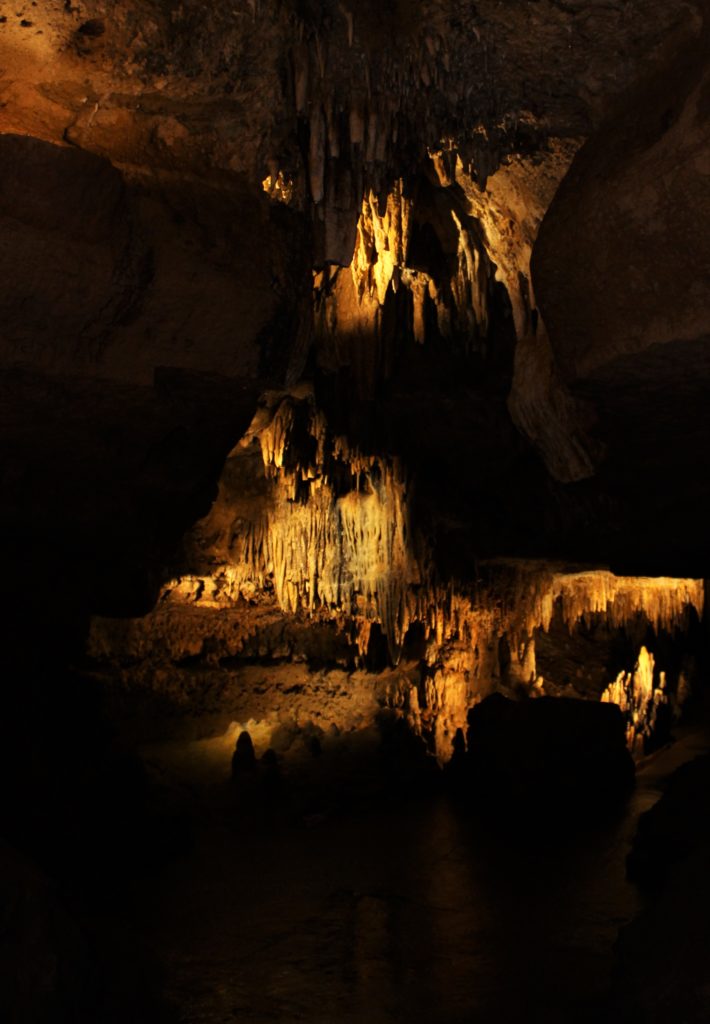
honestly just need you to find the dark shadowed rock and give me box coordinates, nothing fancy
[0,844,95,1023]
[531,9,710,570]
[466,693,634,817]
[611,756,710,1023]
[231,730,257,778]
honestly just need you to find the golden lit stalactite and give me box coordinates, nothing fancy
[145,561,705,679]
[548,573,703,635]
[452,143,579,339]
[350,184,411,307]
[447,143,602,482]
[311,138,599,478]
[310,139,590,476]
[450,208,489,340]
[311,181,415,388]
[314,174,496,396]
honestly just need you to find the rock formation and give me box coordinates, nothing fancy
[88,387,705,759]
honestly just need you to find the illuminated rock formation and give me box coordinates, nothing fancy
[180,387,415,657]
[314,172,497,397]
[601,646,688,757]
[88,390,704,759]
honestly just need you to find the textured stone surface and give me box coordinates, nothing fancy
[0,0,706,579]
[0,133,305,384]
[529,4,710,564]
[534,15,710,381]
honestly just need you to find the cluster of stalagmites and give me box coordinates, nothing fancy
[89,391,703,759]
[601,646,689,759]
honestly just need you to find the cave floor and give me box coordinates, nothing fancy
[94,725,710,1024]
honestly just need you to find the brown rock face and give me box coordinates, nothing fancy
[0,130,308,639]
[532,7,710,569]
[534,26,710,381]
[0,134,306,384]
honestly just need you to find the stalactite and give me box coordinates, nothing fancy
[88,392,703,762]
[314,171,498,399]
[293,42,309,114]
[551,573,704,636]
[185,391,417,660]
[349,105,365,146]
[308,107,326,204]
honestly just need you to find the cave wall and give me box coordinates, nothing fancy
[530,0,710,571]
[0,133,308,384]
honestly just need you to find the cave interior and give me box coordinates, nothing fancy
[3,2,710,1022]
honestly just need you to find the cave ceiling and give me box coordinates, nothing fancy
[0,1,696,177]
[0,0,709,628]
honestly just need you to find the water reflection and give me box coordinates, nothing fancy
[126,792,641,1022]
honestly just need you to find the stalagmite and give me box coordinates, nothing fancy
[602,647,670,756]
